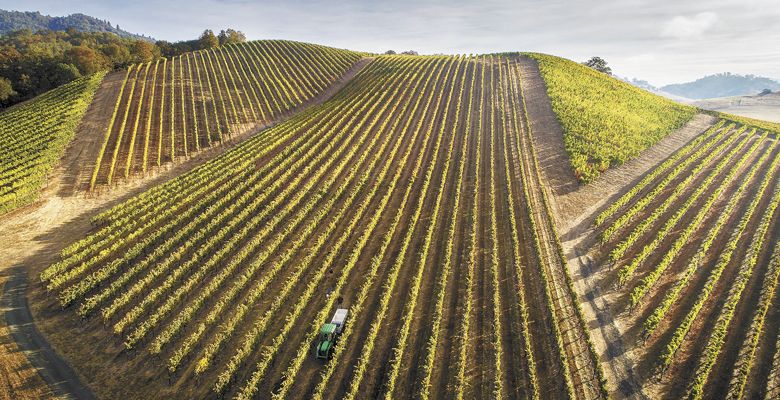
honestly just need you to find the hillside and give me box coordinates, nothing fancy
[85,40,362,189]
[527,53,697,183]
[0,72,103,214]
[584,118,780,398]
[0,39,362,214]
[0,9,150,40]
[4,35,780,400]
[662,72,780,99]
[32,53,606,400]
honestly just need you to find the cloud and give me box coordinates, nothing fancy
[661,12,718,39]
[626,53,657,63]
[3,0,779,83]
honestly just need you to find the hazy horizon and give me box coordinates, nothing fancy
[1,0,778,86]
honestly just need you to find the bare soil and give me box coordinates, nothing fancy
[515,56,579,198]
[0,274,55,400]
[2,271,94,400]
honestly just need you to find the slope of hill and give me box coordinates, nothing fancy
[6,34,780,400]
[527,53,697,183]
[0,72,104,215]
[588,118,780,398]
[86,40,362,189]
[662,72,780,99]
[0,9,150,40]
[35,54,605,400]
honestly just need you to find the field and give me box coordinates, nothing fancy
[529,53,697,183]
[36,54,605,399]
[0,72,104,214]
[88,40,361,189]
[5,35,780,400]
[591,120,780,399]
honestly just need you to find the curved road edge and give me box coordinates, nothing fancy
[2,268,96,400]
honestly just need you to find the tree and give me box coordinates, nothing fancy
[0,27,235,107]
[583,56,612,75]
[0,77,16,102]
[198,29,219,49]
[384,50,396,55]
[129,40,159,63]
[101,42,131,65]
[64,45,109,75]
[43,63,81,88]
[218,29,246,45]
[0,45,23,68]
[400,50,418,55]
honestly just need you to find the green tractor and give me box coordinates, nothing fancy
[316,308,348,360]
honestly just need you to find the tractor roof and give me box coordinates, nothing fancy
[320,323,336,335]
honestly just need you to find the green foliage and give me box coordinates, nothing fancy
[582,56,611,75]
[718,111,780,134]
[527,53,697,183]
[217,29,245,45]
[0,29,156,106]
[0,72,104,214]
[198,29,219,49]
[0,26,240,108]
[65,45,111,74]
[0,76,14,100]
[156,28,247,57]
[0,10,150,40]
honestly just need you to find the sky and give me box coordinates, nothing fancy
[2,0,779,86]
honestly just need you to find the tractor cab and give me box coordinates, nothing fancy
[316,323,337,359]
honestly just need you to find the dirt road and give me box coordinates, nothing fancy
[2,269,95,399]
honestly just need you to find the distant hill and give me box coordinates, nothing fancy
[618,76,693,102]
[692,91,780,124]
[661,72,780,99]
[0,9,152,41]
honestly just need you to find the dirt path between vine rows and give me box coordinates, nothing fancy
[0,57,374,399]
[555,112,716,398]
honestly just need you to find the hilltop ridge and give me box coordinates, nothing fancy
[0,9,151,41]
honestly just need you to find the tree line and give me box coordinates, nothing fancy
[0,28,246,108]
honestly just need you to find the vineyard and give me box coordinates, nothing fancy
[6,31,780,400]
[594,120,780,399]
[88,40,361,189]
[0,72,104,214]
[38,54,605,399]
[529,53,697,183]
